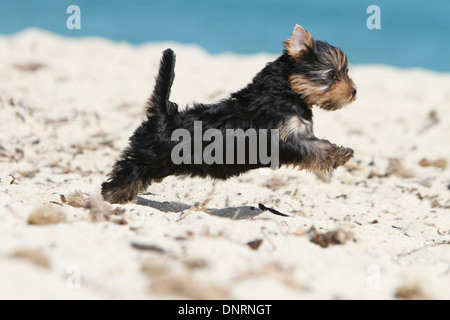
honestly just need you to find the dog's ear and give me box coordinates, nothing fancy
[284,24,314,58]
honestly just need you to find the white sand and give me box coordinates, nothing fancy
[0,29,449,299]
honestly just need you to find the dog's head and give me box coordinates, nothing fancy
[284,25,357,111]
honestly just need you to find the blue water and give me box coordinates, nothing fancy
[1,0,449,72]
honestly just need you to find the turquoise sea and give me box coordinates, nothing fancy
[1,0,449,72]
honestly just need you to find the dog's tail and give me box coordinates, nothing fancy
[147,48,178,116]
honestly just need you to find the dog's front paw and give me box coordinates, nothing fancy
[332,146,354,168]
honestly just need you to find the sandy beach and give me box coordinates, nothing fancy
[0,29,449,299]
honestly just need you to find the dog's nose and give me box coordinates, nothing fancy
[351,88,357,98]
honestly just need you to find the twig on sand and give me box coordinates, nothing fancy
[258,203,290,217]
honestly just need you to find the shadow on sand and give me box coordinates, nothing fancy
[136,196,264,220]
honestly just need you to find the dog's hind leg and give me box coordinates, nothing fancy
[101,158,148,204]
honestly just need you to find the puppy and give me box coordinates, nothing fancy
[102,24,356,204]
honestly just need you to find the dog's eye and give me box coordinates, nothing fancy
[327,70,337,80]
[345,67,349,74]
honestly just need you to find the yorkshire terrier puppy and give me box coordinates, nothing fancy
[102,24,357,204]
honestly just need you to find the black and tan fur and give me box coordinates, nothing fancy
[101,24,357,204]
